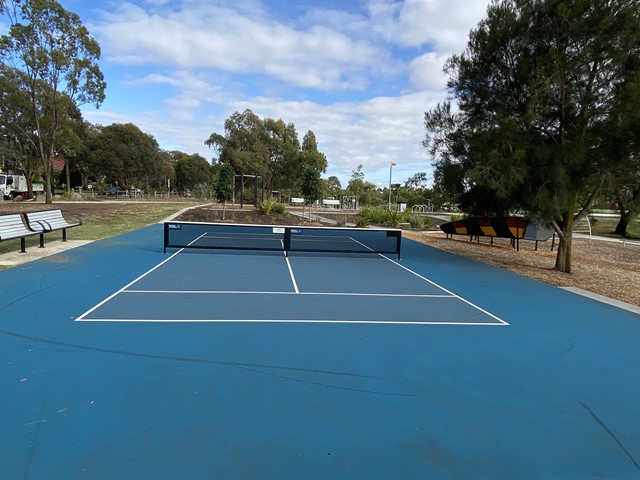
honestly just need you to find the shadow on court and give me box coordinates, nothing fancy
[1,223,639,479]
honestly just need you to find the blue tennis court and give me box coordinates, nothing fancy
[1,222,639,479]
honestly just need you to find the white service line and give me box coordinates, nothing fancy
[122,290,453,298]
[75,248,185,321]
[379,254,509,325]
[76,318,508,325]
[285,255,300,293]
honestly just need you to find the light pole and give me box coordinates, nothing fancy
[388,162,396,210]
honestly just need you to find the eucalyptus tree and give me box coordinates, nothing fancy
[174,152,213,193]
[0,0,106,203]
[205,109,269,178]
[424,0,640,272]
[92,123,161,194]
[262,117,300,192]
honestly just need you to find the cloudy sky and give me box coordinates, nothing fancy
[56,0,490,187]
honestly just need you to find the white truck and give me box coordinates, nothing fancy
[0,173,44,199]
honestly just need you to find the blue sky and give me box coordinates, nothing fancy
[54,0,489,187]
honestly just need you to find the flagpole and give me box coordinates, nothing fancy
[388,162,394,211]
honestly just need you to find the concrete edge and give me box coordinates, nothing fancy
[560,287,640,316]
[0,240,94,268]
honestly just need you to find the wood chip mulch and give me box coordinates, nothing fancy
[404,232,640,307]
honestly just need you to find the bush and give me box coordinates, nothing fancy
[335,217,347,227]
[388,209,404,228]
[409,214,424,229]
[360,206,391,225]
[258,199,287,215]
[355,216,369,228]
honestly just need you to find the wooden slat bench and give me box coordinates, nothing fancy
[0,212,41,253]
[22,209,82,247]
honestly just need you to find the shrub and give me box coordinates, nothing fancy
[271,202,287,215]
[409,214,424,229]
[258,199,288,215]
[355,216,369,228]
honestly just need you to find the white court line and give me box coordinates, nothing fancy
[122,290,453,298]
[75,248,185,321]
[378,254,509,325]
[76,318,506,326]
[285,256,299,293]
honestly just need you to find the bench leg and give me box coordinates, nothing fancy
[39,234,45,248]
[62,229,67,242]
[20,237,26,253]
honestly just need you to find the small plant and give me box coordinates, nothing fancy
[335,217,347,227]
[409,214,424,229]
[258,199,276,215]
[355,216,369,228]
[271,202,287,215]
[258,199,287,216]
[388,209,403,228]
[449,213,465,222]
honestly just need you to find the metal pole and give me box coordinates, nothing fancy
[388,162,395,210]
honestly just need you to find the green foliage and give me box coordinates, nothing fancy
[271,202,287,215]
[409,215,424,229]
[191,183,213,199]
[357,206,410,227]
[174,153,213,192]
[258,199,288,216]
[387,210,403,228]
[258,199,276,214]
[214,162,234,203]
[300,165,322,204]
[0,0,106,203]
[424,0,640,272]
[359,206,389,224]
[354,216,369,228]
[93,123,161,191]
[205,109,327,196]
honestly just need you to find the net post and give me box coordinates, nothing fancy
[284,227,292,255]
[396,231,402,259]
[163,222,168,254]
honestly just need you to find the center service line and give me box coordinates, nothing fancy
[285,255,300,293]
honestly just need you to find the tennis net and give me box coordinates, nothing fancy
[163,221,402,258]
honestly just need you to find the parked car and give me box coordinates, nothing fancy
[105,186,126,196]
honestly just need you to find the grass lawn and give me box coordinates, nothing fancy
[0,198,204,256]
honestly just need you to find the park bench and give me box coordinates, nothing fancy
[322,199,341,208]
[440,216,528,251]
[290,197,304,205]
[23,208,82,247]
[0,212,41,253]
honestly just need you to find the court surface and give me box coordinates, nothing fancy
[1,223,639,479]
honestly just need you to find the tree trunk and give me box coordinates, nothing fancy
[554,193,578,274]
[555,225,573,273]
[614,199,630,237]
[42,150,54,204]
[614,216,629,237]
[65,160,71,194]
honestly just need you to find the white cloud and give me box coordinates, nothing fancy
[408,51,448,90]
[91,2,387,91]
[368,0,488,54]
